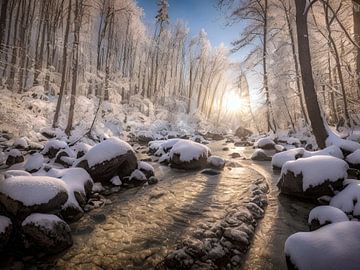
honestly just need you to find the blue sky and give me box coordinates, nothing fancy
[136,0,244,60]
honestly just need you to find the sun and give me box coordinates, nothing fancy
[223,91,243,112]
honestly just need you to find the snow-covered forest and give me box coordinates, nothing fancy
[0,0,360,269]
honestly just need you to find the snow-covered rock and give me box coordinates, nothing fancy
[41,139,69,158]
[76,137,137,183]
[21,213,72,253]
[0,215,12,250]
[286,137,301,147]
[272,145,344,170]
[207,156,225,170]
[277,156,348,201]
[92,182,104,193]
[137,161,155,179]
[234,126,252,139]
[330,182,360,217]
[169,140,211,170]
[24,153,44,173]
[346,149,360,169]
[285,221,360,270]
[72,142,92,158]
[308,206,349,231]
[13,137,29,149]
[129,169,147,185]
[254,137,275,150]
[6,149,24,166]
[326,129,360,154]
[251,149,272,161]
[47,168,93,221]
[110,176,122,186]
[0,176,68,218]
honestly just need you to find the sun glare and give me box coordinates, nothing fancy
[223,91,243,113]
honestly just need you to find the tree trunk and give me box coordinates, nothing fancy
[65,0,82,135]
[53,0,72,128]
[295,0,328,148]
[354,0,360,98]
[0,0,9,46]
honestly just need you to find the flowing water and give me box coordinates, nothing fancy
[2,141,315,270]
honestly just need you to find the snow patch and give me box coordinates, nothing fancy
[308,206,349,225]
[0,216,12,234]
[22,213,64,230]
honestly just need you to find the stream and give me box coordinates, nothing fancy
[2,140,315,270]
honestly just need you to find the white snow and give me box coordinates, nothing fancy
[330,182,360,216]
[0,176,67,206]
[47,168,93,209]
[8,149,22,157]
[130,169,147,181]
[13,137,29,149]
[272,145,344,169]
[4,170,31,178]
[280,156,348,191]
[207,156,225,168]
[0,215,12,234]
[83,137,134,167]
[138,161,154,173]
[72,142,92,155]
[346,149,360,165]
[285,221,360,270]
[326,127,360,153]
[158,153,170,163]
[22,213,65,230]
[42,139,68,155]
[287,137,301,146]
[308,206,349,225]
[254,137,275,148]
[169,140,211,162]
[92,182,104,192]
[24,153,44,172]
[110,176,122,186]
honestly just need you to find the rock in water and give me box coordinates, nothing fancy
[250,149,272,161]
[169,140,211,170]
[76,138,137,183]
[21,213,72,253]
[277,156,348,201]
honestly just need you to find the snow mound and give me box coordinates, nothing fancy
[169,140,211,162]
[326,128,360,153]
[8,149,22,157]
[280,156,348,191]
[207,156,225,169]
[254,137,275,149]
[272,145,344,170]
[13,137,29,149]
[4,170,31,178]
[24,153,44,172]
[0,176,67,206]
[285,221,360,270]
[330,182,360,216]
[0,216,12,234]
[82,137,134,167]
[110,176,122,186]
[308,206,348,226]
[47,168,93,209]
[42,139,68,155]
[22,213,64,230]
[346,150,360,165]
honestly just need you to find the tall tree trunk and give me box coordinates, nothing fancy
[34,2,48,86]
[65,0,82,136]
[0,0,9,47]
[354,0,360,98]
[53,0,72,128]
[295,0,328,148]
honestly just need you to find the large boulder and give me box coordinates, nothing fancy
[21,213,72,253]
[277,156,348,201]
[47,168,93,222]
[0,215,12,250]
[0,176,68,219]
[76,138,137,183]
[235,127,252,139]
[285,221,360,270]
[308,206,349,231]
[169,140,211,170]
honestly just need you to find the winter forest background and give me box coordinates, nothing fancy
[0,0,359,140]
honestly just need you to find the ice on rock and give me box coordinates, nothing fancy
[285,221,360,270]
[280,156,348,191]
[308,206,349,226]
[330,182,360,216]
